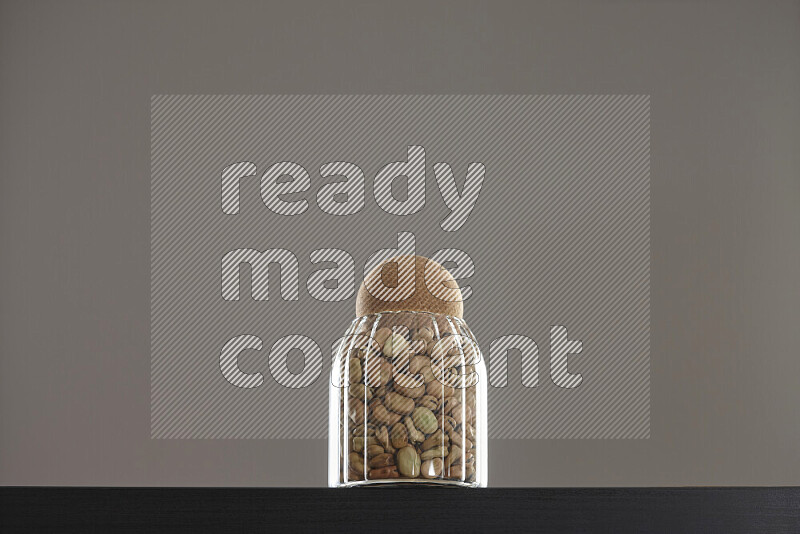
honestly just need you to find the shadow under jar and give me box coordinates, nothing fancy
[329,311,487,487]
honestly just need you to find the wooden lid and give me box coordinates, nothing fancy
[355,255,464,318]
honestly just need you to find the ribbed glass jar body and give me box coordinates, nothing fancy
[329,311,487,487]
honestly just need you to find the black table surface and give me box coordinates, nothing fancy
[2,487,799,533]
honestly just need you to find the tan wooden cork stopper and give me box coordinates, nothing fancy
[356,255,464,318]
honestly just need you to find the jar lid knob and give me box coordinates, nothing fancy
[355,255,464,318]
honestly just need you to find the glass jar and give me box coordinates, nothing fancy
[329,311,487,487]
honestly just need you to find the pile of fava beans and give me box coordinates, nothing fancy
[338,322,478,484]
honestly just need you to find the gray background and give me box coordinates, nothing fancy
[0,0,798,486]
